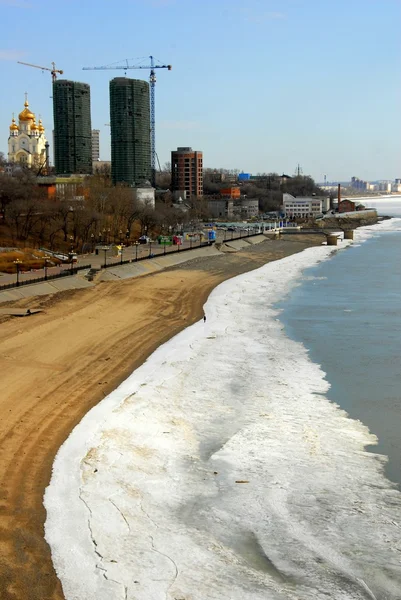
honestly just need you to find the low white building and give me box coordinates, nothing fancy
[133,183,155,209]
[282,193,322,218]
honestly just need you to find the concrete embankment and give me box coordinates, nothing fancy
[218,234,268,252]
[316,210,378,229]
[0,275,94,303]
[99,245,222,281]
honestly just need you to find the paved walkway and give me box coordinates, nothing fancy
[0,232,272,304]
[0,243,228,304]
[0,240,210,286]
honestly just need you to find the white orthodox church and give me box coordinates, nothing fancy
[8,96,47,169]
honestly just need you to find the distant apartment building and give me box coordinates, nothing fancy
[110,78,151,186]
[350,176,372,191]
[282,193,322,218]
[53,80,92,175]
[171,147,203,198]
[92,129,100,162]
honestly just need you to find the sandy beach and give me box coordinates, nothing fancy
[0,236,322,600]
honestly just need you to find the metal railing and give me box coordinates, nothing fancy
[99,231,265,269]
[100,240,214,268]
[0,264,92,291]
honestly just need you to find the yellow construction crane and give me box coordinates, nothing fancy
[17,61,63,83]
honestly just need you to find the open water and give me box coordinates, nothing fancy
[44,201,401,600]
[279,211,401,486]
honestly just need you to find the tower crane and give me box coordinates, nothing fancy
[17,61,64,83]
[83,56,172,187]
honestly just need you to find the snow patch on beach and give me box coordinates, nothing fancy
[44,239,401,600]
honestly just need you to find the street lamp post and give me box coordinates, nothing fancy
[120,243,125,265]
[134,242,139,262]
[68,250,75,276]
[102,246,108,268]
[13,259,22,287]
[68,235,75,276]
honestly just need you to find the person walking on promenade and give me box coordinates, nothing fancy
[203,315,206,323]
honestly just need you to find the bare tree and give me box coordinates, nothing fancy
[55,201,73,242]
[137,205,159,236]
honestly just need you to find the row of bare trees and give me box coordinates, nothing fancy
[0,165,197,251]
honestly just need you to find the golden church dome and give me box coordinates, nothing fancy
[9,117,19,131]
[31,118,39,131]
[19,99,35,122]
[38,119,45,132]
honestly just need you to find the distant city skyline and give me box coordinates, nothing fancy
[1,0,400,181]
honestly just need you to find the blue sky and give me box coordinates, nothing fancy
[1,0,400,181]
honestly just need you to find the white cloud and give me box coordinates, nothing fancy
[0,49,26,60]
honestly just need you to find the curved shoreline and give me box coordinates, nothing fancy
[0,237,323,600]
[44,232,401,600]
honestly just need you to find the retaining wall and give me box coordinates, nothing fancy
[99,246,222,281]
[0,277,94,304]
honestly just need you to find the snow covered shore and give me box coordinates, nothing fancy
[44,236,401,600]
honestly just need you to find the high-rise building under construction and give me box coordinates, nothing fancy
[53,80,92,175]
[171,147,203,198]
[109,77,151,186]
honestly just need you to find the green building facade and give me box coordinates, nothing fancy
[53,80,92,175]
[110,78,151,186]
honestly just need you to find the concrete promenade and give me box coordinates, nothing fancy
[0,234,271,304]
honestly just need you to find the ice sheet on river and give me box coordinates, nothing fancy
[45,227,401,600]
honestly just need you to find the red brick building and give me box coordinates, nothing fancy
[338,199,356,213]
[171,147,203,198]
